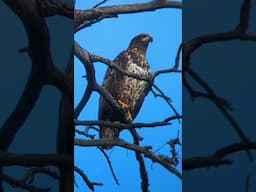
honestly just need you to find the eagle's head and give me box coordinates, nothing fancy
[128,33,153,51]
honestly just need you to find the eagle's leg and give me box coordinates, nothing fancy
[117,99,133,121]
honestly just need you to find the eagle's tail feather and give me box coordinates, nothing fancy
[100,127,119,150]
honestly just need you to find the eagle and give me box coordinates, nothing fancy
[98,33,153,149]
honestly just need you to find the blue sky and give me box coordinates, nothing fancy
[74,1,182,191]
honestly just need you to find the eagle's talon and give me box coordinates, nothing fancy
[125,111,133,121]
[117,99,129,109]
[117,100,133,121]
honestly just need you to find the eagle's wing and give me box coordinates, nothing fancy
[98,51,129,122]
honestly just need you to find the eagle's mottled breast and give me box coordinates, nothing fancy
[119,48,150,113]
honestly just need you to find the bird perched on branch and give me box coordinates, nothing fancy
[98,33,153,149]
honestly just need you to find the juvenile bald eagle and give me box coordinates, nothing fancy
[98,33,153,149]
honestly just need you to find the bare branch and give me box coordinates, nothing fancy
[24,167,60,184]
[93,0,108,8]
[57,47,74,191]
[74,166,103,191]
[183,141,256,170]
[75,0,182,31]
[151,84,181,121]
[74,118,177,129]
[183,157,232,170]
[90,53,153,81]
[183,0,253,69]
[1,173,50,192]
[152,42,183,78]
[74,41,124,118]
[74,42,94,118]
[75,129,96,139]
[98,148,119,185]
[185,67,251,150]
[131,129,149,192]
[0,0,73,151]
[0,151,72,167]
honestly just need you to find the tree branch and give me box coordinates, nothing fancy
[0,151,72,167]
[75,116,182,129]
[36,0,73,19]
[74,166,103,191]
[75,0,182,31]
[131,129,149,192]
[24,167,60,184]
[183,141,256,170]
[74,41,124,118]
[1,173,50,192]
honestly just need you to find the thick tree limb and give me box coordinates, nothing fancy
[0,151,72,167]
[131,129,149,192]
[74,117,180,129]
[74,42,95,118]
[74,41,126,118]
[57,48,74,192]
[36,0,73,19]
[0,0,72,150]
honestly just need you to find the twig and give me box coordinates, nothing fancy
[98,148,119,185]
[151,84,181,122]
[183,141,256,170]
[93,0,108,8]
[24,167,60,184]
[1,173,50,192]
[75,129,95,139]
[185,67,252,160]
[74,166,103,191]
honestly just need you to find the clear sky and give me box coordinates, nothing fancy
[74,1,182,191]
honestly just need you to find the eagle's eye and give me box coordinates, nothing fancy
[141,35,153,42]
